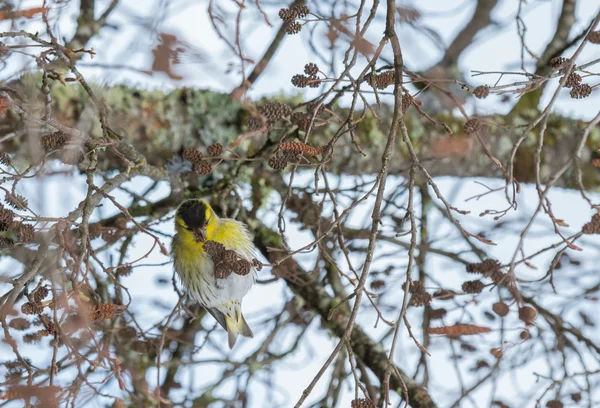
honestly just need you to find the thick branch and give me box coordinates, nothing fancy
[439,0,499,69]
[535,0,578,76]
[3,78,599,190]
[252,225,438,408]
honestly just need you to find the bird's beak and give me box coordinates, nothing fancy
[193,228,206,243]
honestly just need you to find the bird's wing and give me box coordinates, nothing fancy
[205,307,228,331]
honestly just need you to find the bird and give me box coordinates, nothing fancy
[171,198,257,348]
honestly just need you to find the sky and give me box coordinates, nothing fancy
[1,1,600,407]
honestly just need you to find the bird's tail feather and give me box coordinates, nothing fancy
[207,306,253,349]
[206,307,227,331]
[239,312,253,338]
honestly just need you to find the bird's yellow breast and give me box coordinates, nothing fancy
[173,217,253,265]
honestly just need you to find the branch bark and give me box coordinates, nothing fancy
[3,78,599,191]
[253,224,438,408]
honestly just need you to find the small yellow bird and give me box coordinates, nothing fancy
[171,199,256,348]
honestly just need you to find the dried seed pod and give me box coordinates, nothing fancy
[258,102,292,122]
[38,328,53,337]
[101,229,119,244]
[518,305,538,324]
[0,205,14,225]
[131,340,151,353]
[204,240,227,257]
[182,148,203,165]
[464,118,481,134]
[291,5,310,18]
[87,222,102,239]
[252,258,262,271]
[291,74,310,88]
[365,72,378,88]
[282,150,301,163]
[462,280,484,294]
[0,152,11,166]
[492,302,509,317]
[306,101,325,115]
[409,292,432,307]
[375,70,395,89]
[16,223,35,243]
[246,117,264,131]
[268,154,288,170]
[582,213,600,234]
[207,143,223,157]
[285,21,302,35]
[5,194,28,211]
[214,264,231,279]
[549,57,568,67]
[520,330,531,340]
[222,250,238,266]
[370,279,385,291]
[23,333,42,344]
[116,265,133,276]
[587,31,600,44]
[114,217,128,230]
[291,112,311,131]
[0,236,14,249]
[570,83,592,99]
[88,304,119,321]
[403,280,424,293]
[308,76,321,88]
[33,286,49,303]
[491,270,508,285]
[192,161,212,176]
[233,259,251,276]
[21,302,42,315]
[563,72,581,88]
[402,93,413,112]
[278,8,296,22]
[466,259,501,274]
[474,85,490,99]
[40,131,68,151]
[118,326,137,339]
[351,398,376,408]
[304,63,319,76]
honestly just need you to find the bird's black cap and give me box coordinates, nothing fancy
[177,200,208,229]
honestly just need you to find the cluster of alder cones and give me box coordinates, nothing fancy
[548,57,593,99]
[0,202,34,249]
[291,62,322,89]
[246,99,328,134]
[39,130,87,164]
[181,143,223,176]
[203,240,261,279]
[279,5,310,35]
